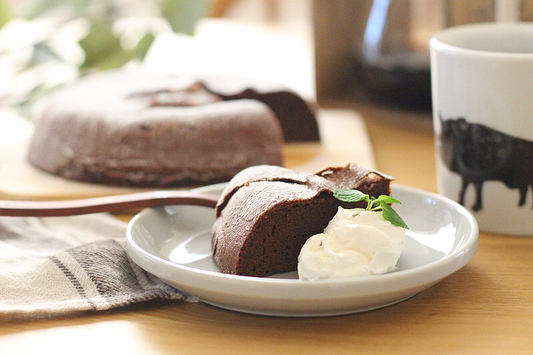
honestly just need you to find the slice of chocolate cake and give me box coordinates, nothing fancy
[212,163,393,277]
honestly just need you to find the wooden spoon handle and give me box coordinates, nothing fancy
[0,191,219,217]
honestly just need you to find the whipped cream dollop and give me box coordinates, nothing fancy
[298,207,405,281]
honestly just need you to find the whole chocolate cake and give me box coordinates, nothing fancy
[212,163,393,277]
[27,71,318,187]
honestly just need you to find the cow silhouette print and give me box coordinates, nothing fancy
[439,116,533,212]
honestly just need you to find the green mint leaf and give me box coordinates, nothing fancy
[333,189,369,203]
[333,189,409,229]
[380,201,409,229]
[369,197,381,210]
[376,195,402,205]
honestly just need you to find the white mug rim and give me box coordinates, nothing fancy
[431,22,533,58]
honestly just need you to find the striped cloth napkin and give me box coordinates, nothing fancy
[0,213,195,319]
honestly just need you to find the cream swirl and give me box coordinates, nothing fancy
[298,207,405,281]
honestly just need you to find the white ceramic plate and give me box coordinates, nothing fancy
[125,184,479,317]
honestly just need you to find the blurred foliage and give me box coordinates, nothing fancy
[0,0,10,28]
[0,0,209,113]
[23,0,92,20]
[162,0,210,33]
[78,21,155,71]
[16,0,208,69]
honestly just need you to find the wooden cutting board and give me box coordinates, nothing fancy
[0,108,374,200]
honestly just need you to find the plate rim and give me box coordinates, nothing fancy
[126,183,478,285]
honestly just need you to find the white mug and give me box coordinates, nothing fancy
[430,22,533,235]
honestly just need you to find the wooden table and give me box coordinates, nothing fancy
[2,102,533,354]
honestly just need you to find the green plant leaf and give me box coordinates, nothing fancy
[130,32,155,60]
[380,202,409,229]
[376,195,402,205]
[79,21,124,70]
[161,0,209,34]
[0,0,11,28]
[79,22,156,71]
[161,0,210,34]
[333,189,369,203]
[333,189,408,229]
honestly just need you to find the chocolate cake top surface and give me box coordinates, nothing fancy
[40,71,272,125]
[215,163,393,217]
[39,70,319,141]
[215,165,309,215]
